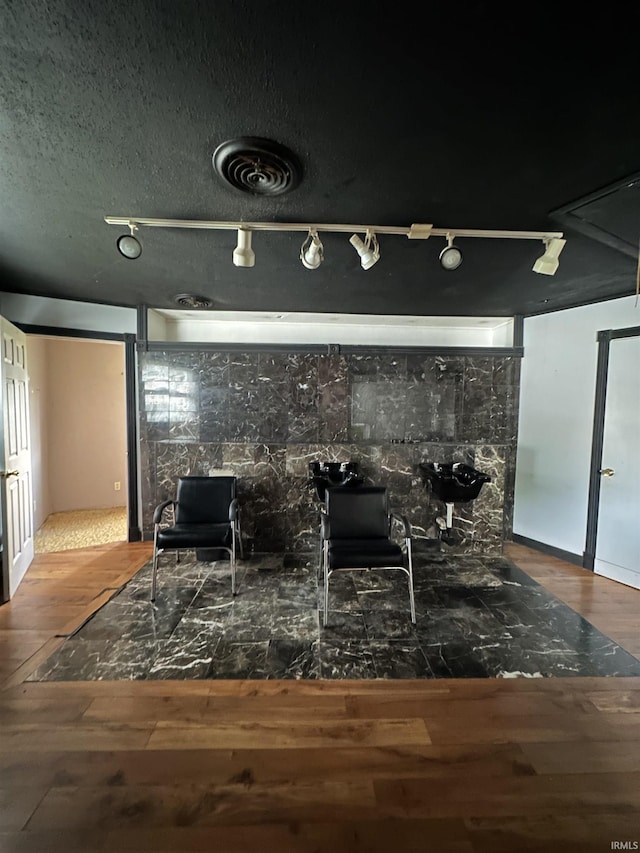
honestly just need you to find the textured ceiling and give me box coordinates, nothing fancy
[1,1,639,317]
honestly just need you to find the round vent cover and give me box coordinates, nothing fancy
[212,137,302,196]
[174,294,213,309]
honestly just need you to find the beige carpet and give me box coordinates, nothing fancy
[34,507,128,554]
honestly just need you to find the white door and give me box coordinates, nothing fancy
[0,317,34,600]
[594,334,640,589]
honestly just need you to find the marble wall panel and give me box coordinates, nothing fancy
[371,445,415,497]
[464,356,495,385]
[258,353,288,382]
[318,355,349,442]
[502,446,517,540]
[286,354,319,442]
[236,475,288,551]
[141,410,170,442]
[377,354,407,381]
[285,443,370,477]
[493,355,518,385]
[252,444,287,480]
[139,439,156,535]
[140,361,171,441]
[154,442,223,501]
[474,444,507,480]
[407,354,465,383]
[168,412,200,442]
[141,359,169,383]
[199,351,230,383]
[373,382,407,440]
[259,384,289,443]
[138,349,520,555]
[199,387,229,442]
[350,383,377,440]
[405,386,457,441]
[451,509,475,550]
[471,509,504,554]
[414,443,475,467]
[221,443,266,476]
[346,353,379,381]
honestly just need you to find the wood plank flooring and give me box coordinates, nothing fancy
[0,540,638,851]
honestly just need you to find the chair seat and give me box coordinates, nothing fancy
[157,523,231,550]
[327,538,404,570]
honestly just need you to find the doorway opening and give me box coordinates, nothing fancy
[28,336,128,554]
[585,324,640,589]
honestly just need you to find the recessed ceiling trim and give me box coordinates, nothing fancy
[147,309,515,347]
[153,309,514,328]
[552,171,640,258]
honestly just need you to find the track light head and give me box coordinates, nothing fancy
[349,230,380,270]
[116,222,142,259]
[439,233,462,270]
[533,237,566,275]
[233,228,255,267]
[300,230,324,270]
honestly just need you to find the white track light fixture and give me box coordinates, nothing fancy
[439,233,462,271]
[300,230,324,269]
[232,228,255,267]
[116,222,142,260]
[105,217,566,281]
[532,237,566,275]
[349,230,380,270]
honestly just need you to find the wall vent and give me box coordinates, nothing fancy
[173,293,213,309]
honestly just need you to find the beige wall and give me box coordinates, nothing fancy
[27,337,51,529]
[30,338,127,514]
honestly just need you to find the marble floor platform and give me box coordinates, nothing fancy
[29,550,640,681]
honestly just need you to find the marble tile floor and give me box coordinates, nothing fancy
[29,550,640,681]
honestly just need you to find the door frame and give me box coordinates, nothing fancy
[584,324,640,569]
[0,318,36,602]
[11,324,141,543]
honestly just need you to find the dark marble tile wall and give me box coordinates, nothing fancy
[138,350,520,555]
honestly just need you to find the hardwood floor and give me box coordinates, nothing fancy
[0,541,639,852]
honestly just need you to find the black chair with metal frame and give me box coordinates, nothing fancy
[151,476,242,601]
[320,485,415,627]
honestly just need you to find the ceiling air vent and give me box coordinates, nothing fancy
[212,137,302,196]
[173,293,213,309]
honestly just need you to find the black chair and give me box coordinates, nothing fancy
[320,486,415,626]
[151,476,242,601]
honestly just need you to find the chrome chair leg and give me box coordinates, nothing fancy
[151,526,160,602]
[231,527,237,596]
[236,517,244,559]
[406,537,416,623]
[323,540,329,627]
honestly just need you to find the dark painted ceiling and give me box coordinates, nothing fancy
[1,1,640,317]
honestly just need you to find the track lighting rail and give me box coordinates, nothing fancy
[104,216,563,242]
[105,217,566,274]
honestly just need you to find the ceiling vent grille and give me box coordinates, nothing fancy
[173,293,213,309]
[212,137,302,196]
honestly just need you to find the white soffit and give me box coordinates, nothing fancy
[0,292,137,334]
[150,310,514,347]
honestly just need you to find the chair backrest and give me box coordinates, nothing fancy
[175,476,236,524]
[325,486,389,539]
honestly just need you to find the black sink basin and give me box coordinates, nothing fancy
[419,462,491,503]
[309,461,364,501]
